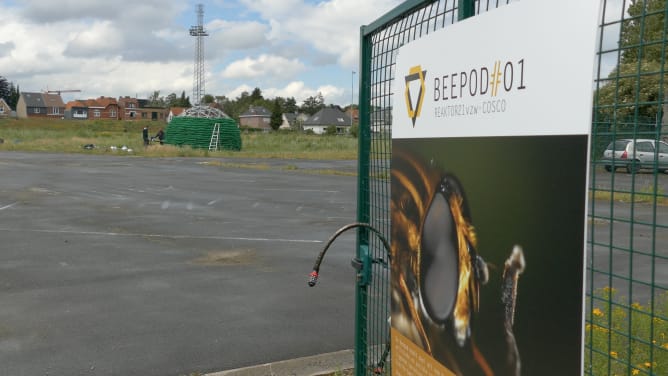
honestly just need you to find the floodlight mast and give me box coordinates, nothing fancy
[189,4,208,107]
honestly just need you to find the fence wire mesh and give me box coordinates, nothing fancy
[357,1,514,374]
[589,0,668,375]
[357,0,668,375]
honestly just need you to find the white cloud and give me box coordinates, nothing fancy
[64,21,123,58]
[5,1,190,63]
[242,0,402,67]
[315,85,346,105]
[0,0,401,106]
[0,41,15,58]
[221,54,305,79]
[19,0,185,25]
[226,84,254,99]
[239,0,303,19]
[208,20,269,53]
[261,81,345,104]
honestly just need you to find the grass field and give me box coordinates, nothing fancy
[0,118,358,160]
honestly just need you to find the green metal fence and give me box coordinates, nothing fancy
[355,0,668,375]
[589,1,668,375]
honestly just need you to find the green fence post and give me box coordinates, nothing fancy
[458,0,474,20]
[355,23,372,376]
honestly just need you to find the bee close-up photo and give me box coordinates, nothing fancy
[391,136,588,375]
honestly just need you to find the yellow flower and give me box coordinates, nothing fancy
[632,369,640,375]
[593,324,609,333]
[664,343,668,350]
[610,351,618,358]
[593,308,604,317]
[644,362,652,368]
[631,302,642,310]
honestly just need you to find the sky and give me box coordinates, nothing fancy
[0,0,403,106]
[0,1,631,107]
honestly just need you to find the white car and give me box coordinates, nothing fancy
[602,139,668,173]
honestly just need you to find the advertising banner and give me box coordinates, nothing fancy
[390,1,600,375]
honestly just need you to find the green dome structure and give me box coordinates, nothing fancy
[164,117,241,151]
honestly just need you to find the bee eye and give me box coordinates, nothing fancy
[419,191,459,323]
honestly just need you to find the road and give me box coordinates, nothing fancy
[588,167,668,304]
[590,166,668,192]
[0,152,358,376]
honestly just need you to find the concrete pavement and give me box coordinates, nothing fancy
[207,349,353,376]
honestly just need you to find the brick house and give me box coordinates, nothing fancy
[137,99,168,121]
[118,96,167,121]
[239,106,271,130]
[118,96,141,120]
[167,107,186,123]
[65,97,119,120]
[64,100,88,120]
[89,97,119,120]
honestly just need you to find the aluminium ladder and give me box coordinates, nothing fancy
[209,123,220,151]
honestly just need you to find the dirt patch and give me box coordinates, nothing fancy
[191,249,256,266]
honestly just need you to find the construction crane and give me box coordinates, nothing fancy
[44,89,81,95]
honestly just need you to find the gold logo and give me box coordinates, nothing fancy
[490,60,502,97]
[404,65,427,127]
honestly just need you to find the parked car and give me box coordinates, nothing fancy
[602,138,668,173]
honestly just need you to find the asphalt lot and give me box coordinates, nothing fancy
[588,167,668,304]
[0,152,358,376]
[0,151,665,375]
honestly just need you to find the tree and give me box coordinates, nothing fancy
[250,87,263,102]
[596,0,666,120]
[270,99,283,131]
[148,90,165,107]
[0,78,19,109]
[301,92,325,115]
[284,97,298,114]
[165,93,178,107]
[0,76,9,101]
[202,94,215,104]
[179,91,191,107]
[619,0,666,65]
[8,83,19,109]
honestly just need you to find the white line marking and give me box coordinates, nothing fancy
[207,198,221,206]
[0,202,18,211]
[0,227,322,243]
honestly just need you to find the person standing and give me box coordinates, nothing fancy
[142,125,149,146]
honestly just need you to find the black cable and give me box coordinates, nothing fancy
[308,222,391,287]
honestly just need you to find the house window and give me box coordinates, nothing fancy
[129,111,136,118]
[110,110,116,118]
[52,107,60,115]
[34,108,40,114]
[94,110,101,118]
[0,107,4,114]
